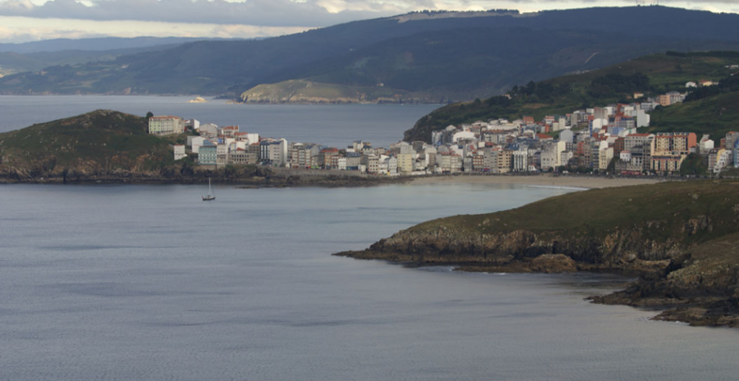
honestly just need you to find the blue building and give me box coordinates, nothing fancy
[198,141,217,165]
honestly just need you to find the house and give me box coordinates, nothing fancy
[220,126,239,138]
[536,133,553,142]
[190,136,206,154]
[708,148,731,173]
[174,145,186,161]
[198,123,218,138]
[361,154,379,174]
[658,94,671,107]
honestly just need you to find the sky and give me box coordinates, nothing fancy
[0,0,738,43]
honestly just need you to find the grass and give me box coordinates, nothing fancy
[241,79,431,103]
[644,91,739,138]
[408,180,739,246]
[407,52,739,142]
[0,110,177,173]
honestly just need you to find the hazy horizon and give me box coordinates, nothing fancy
[0,2,738,44]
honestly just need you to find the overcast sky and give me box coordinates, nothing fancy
[0,0,738,43]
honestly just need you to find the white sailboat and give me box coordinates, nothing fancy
[202,178,216,201]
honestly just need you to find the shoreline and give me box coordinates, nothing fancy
[0,173,664,189]
[409,174,661,189]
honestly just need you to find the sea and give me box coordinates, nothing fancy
[0,95,438,148]
[1,96,737,381]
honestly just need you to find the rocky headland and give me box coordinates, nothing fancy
[336,180,739,327]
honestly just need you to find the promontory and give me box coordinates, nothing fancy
[336,180,739,327]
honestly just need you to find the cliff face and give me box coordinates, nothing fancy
[240,80,432,105]
[336,181,739,327]
[346,225,686,274]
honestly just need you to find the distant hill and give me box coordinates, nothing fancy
[3,6,739,98]
[404,51,739,142]
[242,28,739,104]
[0,37,211,54]
[0,43,189,76]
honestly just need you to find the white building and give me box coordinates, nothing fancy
[186,119,200,131]
[199,123,219,138]
[148,116,185,135]
[190,136,207,154]
[388,156,398,176]
[174,145,186,161]
[559,129,574,144]
[540,141,567,170]
[513,150,528,172]
[699,136,715,155]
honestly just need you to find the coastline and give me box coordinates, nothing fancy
[334,180,739,328]
[410,174,661,189]
[0,172,663,189]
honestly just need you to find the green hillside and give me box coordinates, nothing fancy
[241,79,431,104]
[643,73,739,137]
[0,110,177,178]
[406,51,739,142]
[337,180,739,326]
[5,7,739,97]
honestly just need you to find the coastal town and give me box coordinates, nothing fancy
[150,81,739,177]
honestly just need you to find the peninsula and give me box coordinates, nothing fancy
[336,180,739,327]
[0,110,406,187]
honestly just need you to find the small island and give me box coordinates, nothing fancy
[188,96,207,103]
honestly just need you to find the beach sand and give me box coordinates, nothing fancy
[410,174,661,189]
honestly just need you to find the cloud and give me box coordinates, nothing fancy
[0,14,311,42]
[3,0,738,28]
[0,0,420,27]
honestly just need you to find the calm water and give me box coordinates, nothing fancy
[1,183,737,381]
[1,96,738,380]
[0,95,438,148]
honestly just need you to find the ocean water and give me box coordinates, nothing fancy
[1,96,738,380]
[1,183,737,381]
[0,95,438,148]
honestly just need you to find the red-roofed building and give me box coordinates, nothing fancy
[220,126,239,138]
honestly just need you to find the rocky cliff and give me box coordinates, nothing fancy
[336,181,739,327]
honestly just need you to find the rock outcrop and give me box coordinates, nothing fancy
[336,181,739,327]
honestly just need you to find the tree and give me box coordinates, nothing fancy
[145,111,154,119]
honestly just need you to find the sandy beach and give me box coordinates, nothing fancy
[410,174,661,189]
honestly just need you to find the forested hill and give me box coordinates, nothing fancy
[3,6,739,99]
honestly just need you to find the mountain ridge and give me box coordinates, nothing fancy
[3,6,739,98]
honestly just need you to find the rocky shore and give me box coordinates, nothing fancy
[335,180,739,327]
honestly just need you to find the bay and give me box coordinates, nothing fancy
[0,183,737,381]
[0,96,737,380]
[0,95,439,148]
